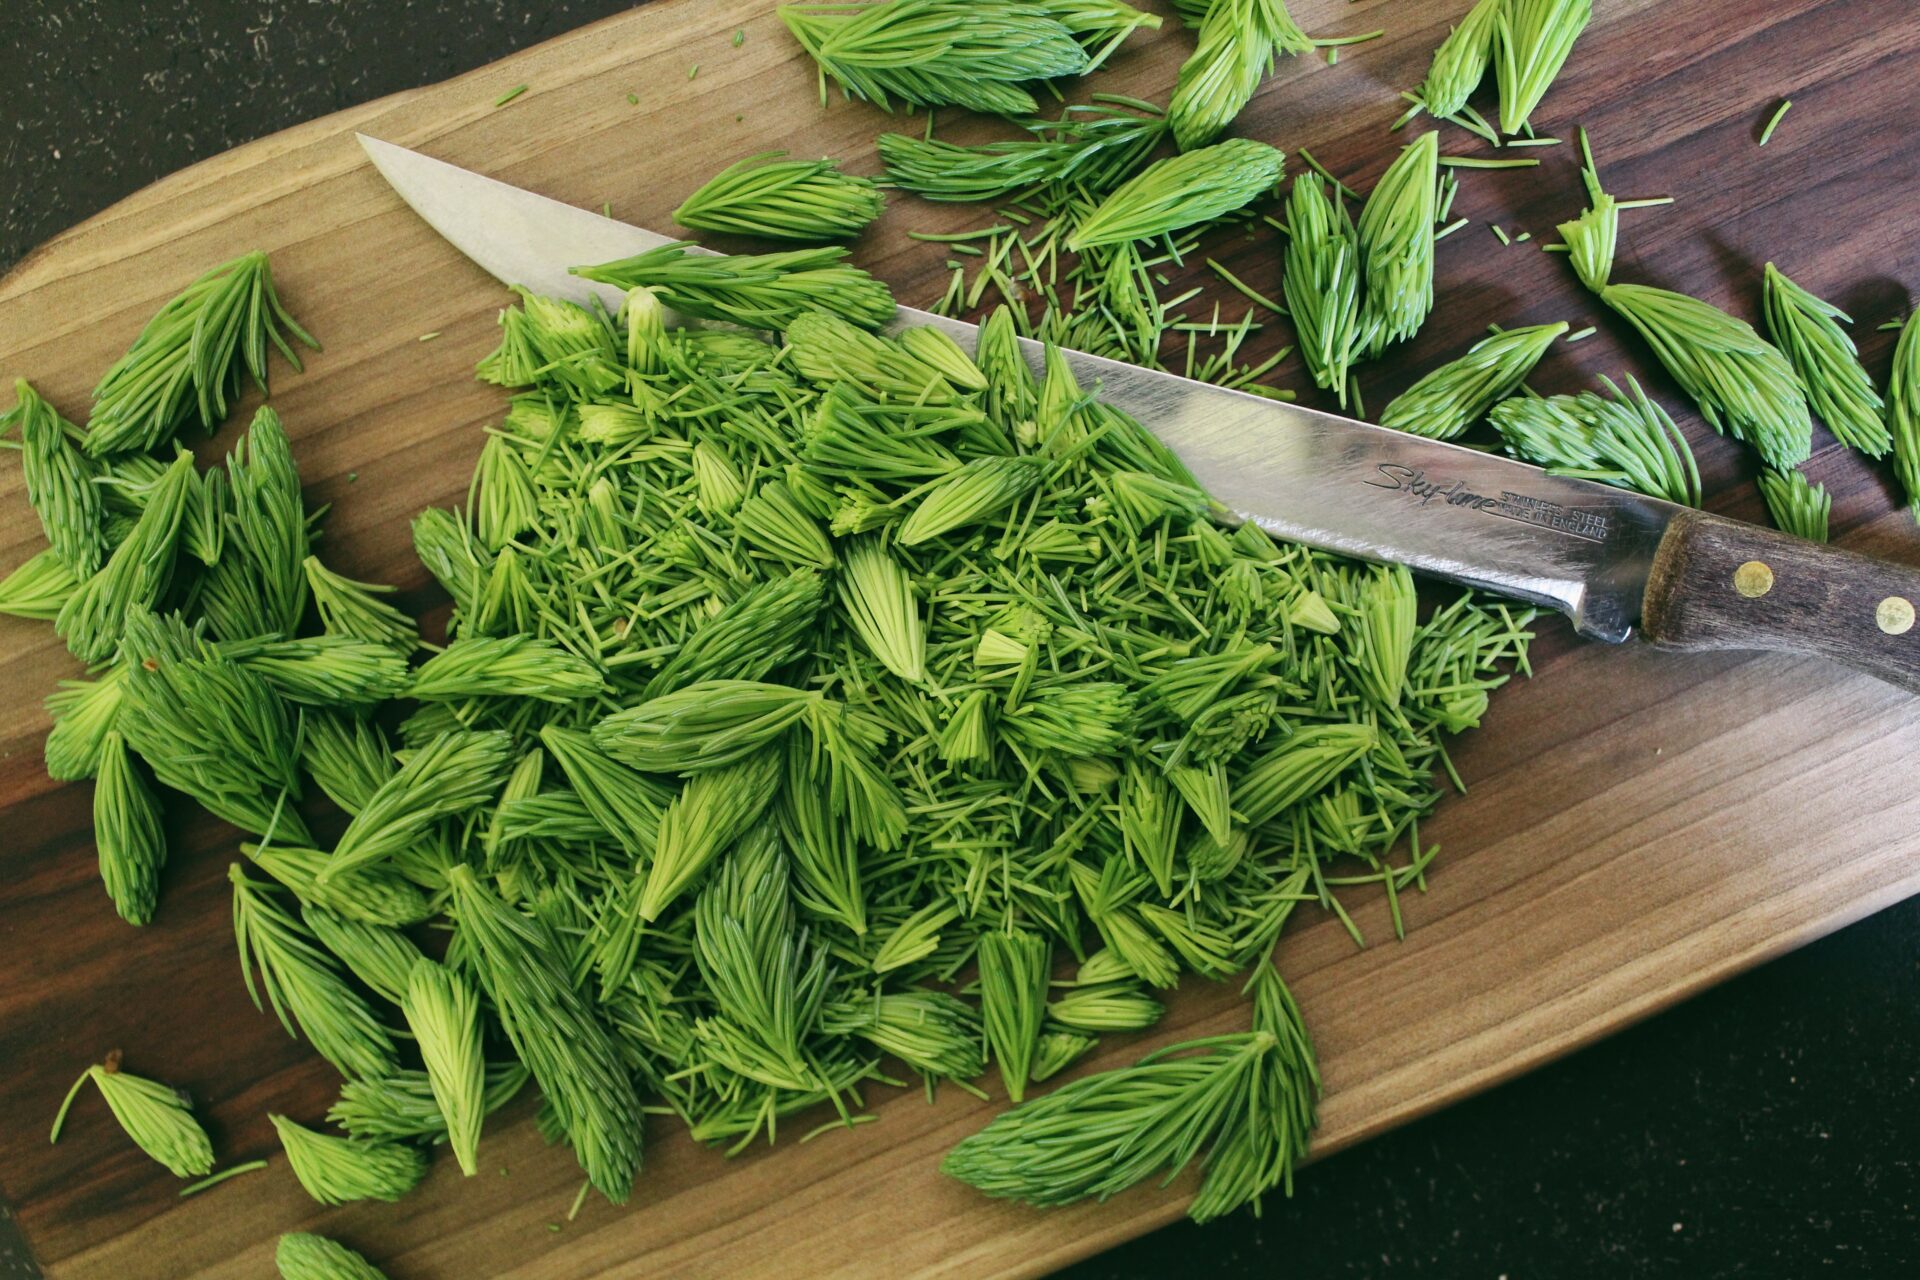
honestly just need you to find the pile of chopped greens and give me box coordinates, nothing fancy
[19,0,1914,1274]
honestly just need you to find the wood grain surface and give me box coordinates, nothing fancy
[4,1,1920,1276]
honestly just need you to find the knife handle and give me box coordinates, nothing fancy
[1640,509,1920,693]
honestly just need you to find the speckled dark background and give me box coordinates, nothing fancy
[3,3,1919,1278]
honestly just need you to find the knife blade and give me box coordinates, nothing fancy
[357,134,1920,693]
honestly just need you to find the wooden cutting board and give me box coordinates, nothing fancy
[4,1,1919,1276]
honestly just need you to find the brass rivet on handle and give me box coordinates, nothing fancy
[1876,596,1915,636]
[1733,560,1773,598]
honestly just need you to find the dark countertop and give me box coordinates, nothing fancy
[3,3,1918,1277]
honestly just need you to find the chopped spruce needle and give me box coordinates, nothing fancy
[494,84,529,107]
[1761,263,1890,457]
[1757,468,1831,543]
[1759,99,1793,146]
[15,194,1546,1234]
[275,1233,391,1280]
[178,1158,270,1198]
[50,1052,215,1178]
[1379,322,1568,440]
[674,152,884,242]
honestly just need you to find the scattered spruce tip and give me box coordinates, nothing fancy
[1555,133,1813,470]
[673,151,885,242]
[1758,469,1831,543]
[1357,131,1441,357]
[230,865,400,1081]
[402,959,488,1176]
[43,667,126,781]
[50,1052,215,1179]
[1168,0,1310,153]
[1378,322,1569,440]
[0,546,79,620]
[117,605,314,844]
[1283,172,1372,406]
[778,0,1094,117]
[978,929,1052,1103]
[877,100,1168,204]
[1488,373,1703,508]
[275,1233,391,1280]
[302,909,430,1005]
[573,242,896,331]
[271,1114,428,1204]
[92,729,167,925]
[1761,263,1891,458]
[1410,0,1501,121]
[1037,0,1164,70]
[6,380,106,576]
[84,250,317,457]
[1493,0,1592,137]
[940,1010,1310,1215]
[447,864,646,1203]
[1068,138,1287,250]
[328,1063,530,1143]
[1888,309,1920,518]
[54,448,197,664]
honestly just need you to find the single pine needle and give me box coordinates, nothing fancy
[1759,99,1792,146]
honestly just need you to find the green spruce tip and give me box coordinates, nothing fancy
[85,250,317,457]
[93,729,168,926]
[1069,139,1287,251]
[1761,263,1891,458]
[778,0,1091,116]
[1893,310,1920,518]
[1412,0,1502,119]
[1758,468,1831,544]
[402,958,487,1176]
[50,1053,215,1178]
[1378,322,1569,440]
[271,1114,427,1205]
[1493,0,1593,137]
[674,151,883,242]
[7,378,106,576]
[446,864,644,1203]
[977,929,1052,1103]
[1357,131,1440,357]
[276,1233,391,1280]
[1488,374,1702,507]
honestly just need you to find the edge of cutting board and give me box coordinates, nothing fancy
[5,1,1920,1277]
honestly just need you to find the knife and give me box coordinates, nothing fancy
[358,134,1920,694]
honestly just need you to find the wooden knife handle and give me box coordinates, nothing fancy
[1641,509,1920,693]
